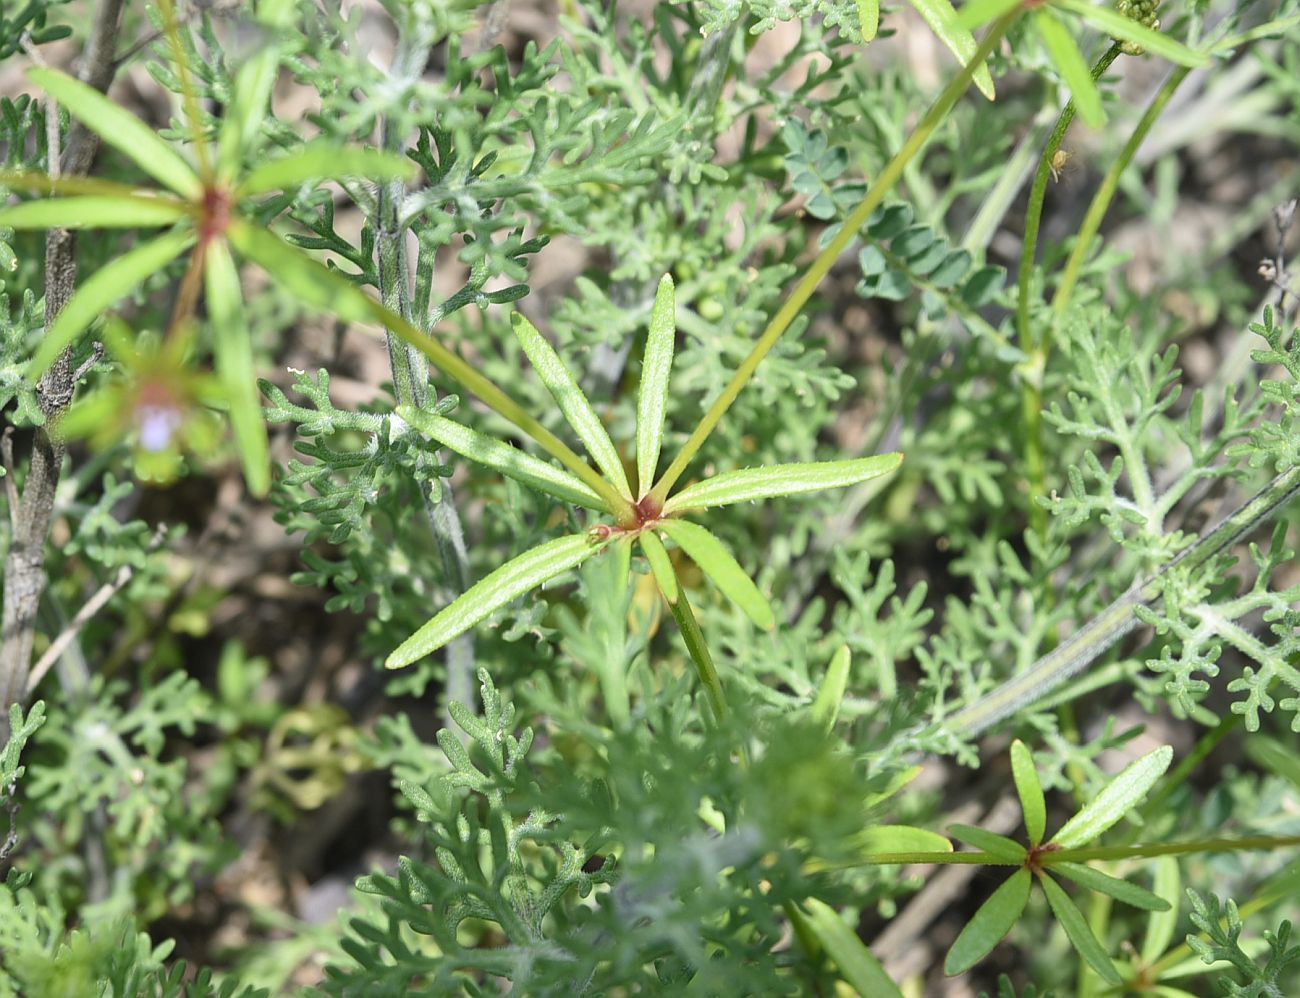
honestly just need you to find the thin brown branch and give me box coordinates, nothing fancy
[0,0,128,741]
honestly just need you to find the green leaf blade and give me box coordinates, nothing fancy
[636,274,676,496]
[662,453,903,513]
[947,823,1027,862]
[657,519,774,630]
[955,0,1024,31]
[1038,873,1123,984]
[1049,745,1172,850]
[906,0,996,99]
[857,0,880,41]
[811,645,851,732]
[1050,861,1171,912]
[1034,9,1106,128]
[0,195,188,230]
[846,824,954,858]
[28,68,202,199]
[511,313,633,500]
[238,141,418,196]
[205,241,270,496]
[28,228,195,377]
[387,533,603,668]
[945,868,1032,976]
[1010,739,1046,845]
[797,898,904,998]
[638,530,679,603]
[1055,0,1210,66]
[396,404,609,512]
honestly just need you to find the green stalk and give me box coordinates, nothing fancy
[647,11,1019,506]
[1049,65,1191,324]
[1017,44,1122,541]
[666,587,729,722]
[931,465,1300,741]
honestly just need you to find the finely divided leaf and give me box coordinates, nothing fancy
[396,404,609,511]
[945,868,1032,976]
[0,195,187,229]
[906,0,996,99]
[1038,873,1123,984]
[1034,9,1105,128]
[637,274,676,495]
[239,141,417,195]
[1050,746,1172,849]
[1010,739,1046,845]
[205,241,270,496]
[797,898,904,998]
[639,531,679,603]
[657,519,775,629]
[28,229,195,377]
[511,313,633,499]
[811,645,851,732]
[663,453,902,513]
[1050,862,1170,911]
[29,68,202,200]
[1054,0,1211,66]
[387,533,603,668]
[948,824,1026,862]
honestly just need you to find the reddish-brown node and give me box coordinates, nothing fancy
[198,185,233,244]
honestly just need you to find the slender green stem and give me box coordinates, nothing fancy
[666,587,729,722]
[1017,44,1122,540]
[929,465,1300,741]
[1048,66,1191,325]
[646,12,1019,506]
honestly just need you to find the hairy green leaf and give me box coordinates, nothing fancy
[1140,858,1181,964]
[663,453,902,513]
[945,868,1032,976]
[811,645,851,732]
[388,533,604,667]
[948,824,1026,861]
[396,404,608,511]
[1050,746,1172,849]
[1050,862,1170,911]
[906,0,996,99]
[28,67,202,199]
[205,241,270,496]
[1010,740,1046,845]
[0,195,187,229]
[1038,873,1122,984]
[1034,9,1105,128]
[28,228,195,377]
[657,519,774,629]
[848,824,953,857]
[636,274,676,496]
[1055,0,1210,66]
[239,141,417,196]
[798,898,904,997]
[512,312,633,499]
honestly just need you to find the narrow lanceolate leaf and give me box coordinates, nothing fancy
[657,519,774,629]
[1054,0,1211,67]
[206,241,270,496]
[396,404,609,512]
[1034,9,1105,128]
[28,68,202,200]
[512,313,633,500]
[811,645,851,732]
[857,0,880,42]
[217,0,297,181]
[1050,862,1170,911]
[1038,873,1123,984]
[848,824,953,858]
[948,824,1027,862]
[1010,740,1046,846]
[0,195,187,230]
[28,228,195,377]
[945,868,1032,976]
[388,533,603,668]
[955,0,1023,31]
[238,141,417,196]
[663,453,903,513]
[639,531,678,603]
[1140,857,1181,964]
[906,0,996,99]
[1050,746,1172,850]
[636,274,676,496]
[797,899,904,998]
